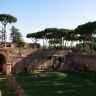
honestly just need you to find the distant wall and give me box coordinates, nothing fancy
[70,53,96,71]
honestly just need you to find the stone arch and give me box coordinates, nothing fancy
[0,53,6,73]
[58,57,64,63]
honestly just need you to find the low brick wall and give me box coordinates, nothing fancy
[70,53,96,71]
[6,74,27,96]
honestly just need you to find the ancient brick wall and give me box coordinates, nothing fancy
[70,53,96,71]
[11,49,67,73]
[0,48,12,75]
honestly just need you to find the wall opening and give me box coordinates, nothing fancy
[0,54,6,73]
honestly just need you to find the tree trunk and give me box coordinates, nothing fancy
[4,24,6,47]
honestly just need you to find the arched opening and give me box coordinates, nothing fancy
[0,54,6,73]
[58,57,64,63]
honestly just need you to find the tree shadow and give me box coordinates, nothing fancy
[0,75,16,96]
[16,71,96,96]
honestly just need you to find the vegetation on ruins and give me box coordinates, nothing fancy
[74,21,96,53]
[27,28,73,47]
[27,21,96,53]
[0,14,17,47]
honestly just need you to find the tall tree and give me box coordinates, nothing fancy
[10,26,23,46]
[75,21,96,53]
[0,14,17,47]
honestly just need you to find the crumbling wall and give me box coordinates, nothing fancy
[11,49,67,73]
[70,53,96,71]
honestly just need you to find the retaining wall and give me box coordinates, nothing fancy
[70,53,96,71]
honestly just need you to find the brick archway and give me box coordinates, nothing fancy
[0,53,6,73]
[0,48,12,75]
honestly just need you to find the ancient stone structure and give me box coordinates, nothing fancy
[0,47,69,75]
[0,48,12,75]
[2,46,96,75]
[69,53,96,71]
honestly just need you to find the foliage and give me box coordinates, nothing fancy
[27,28,73,46]
[10,26,23,46]
[0,14,17,47]
[75,21,96,42]
[72,42,96,53]
[26,21,96,53]
[0,14,17,25]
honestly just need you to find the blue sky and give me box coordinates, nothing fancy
[0,0,96,42]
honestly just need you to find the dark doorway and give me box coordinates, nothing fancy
[0,54,6,73]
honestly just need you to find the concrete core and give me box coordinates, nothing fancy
[0,54,6,73]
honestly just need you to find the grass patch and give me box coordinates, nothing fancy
[0,75,16,96]
[16,71,96,96]
[32,70,44,74]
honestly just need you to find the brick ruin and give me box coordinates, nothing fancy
[0,48,13,74]
[1,47,96,75]
[0,47,69,75]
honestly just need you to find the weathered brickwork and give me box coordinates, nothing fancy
[1,47,96,75]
